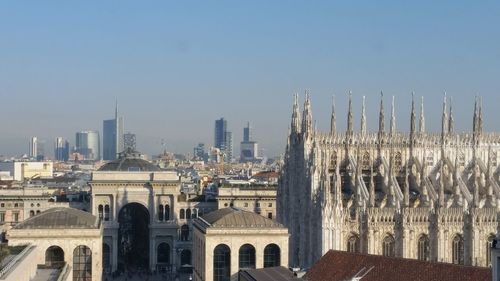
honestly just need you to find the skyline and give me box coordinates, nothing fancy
[1,1,499,157]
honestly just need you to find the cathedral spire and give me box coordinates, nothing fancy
[347,91,353,137]
[378,91,385,137]
[302,90,313,136]
[478,96,483,135]
[473,96,479,145]
[410,93,416,155]
[291,93,301,134]
[330,95,336,135]
[448,97,454,134]
[441,92,448,143]
[419,96,425,134]
[361,95,367,136]
[390,96,396,136]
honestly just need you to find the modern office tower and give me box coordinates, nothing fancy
[29,137,38,159]
[193,143,206,161]
[214,118,227,150]
[224,131,233,162]
[240,122,259,162]
[54,137,70,161]
[123,132,136,151]
[75,130,100,161]
[36,139,46,161]
[103,102,124,160]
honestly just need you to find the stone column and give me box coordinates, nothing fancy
[150,232,156,271]
[256,244,264,269]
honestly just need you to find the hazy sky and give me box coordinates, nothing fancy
[1,1,499,158]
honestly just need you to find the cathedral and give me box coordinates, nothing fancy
[277,92,499,269]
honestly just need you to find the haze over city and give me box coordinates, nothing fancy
[1,1,499,157]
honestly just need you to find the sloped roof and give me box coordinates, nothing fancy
[13,207,100,229]
[239,266,299,281]
[201,207,284,228]
[304,250,491,281]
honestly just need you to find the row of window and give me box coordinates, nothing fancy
[346,233,495,265]
[223,202,273,208]
[213,244,280,281]
[179,208,198,220]
[0,202,23,208]
[97,204,111,221]
[0,212,19,222]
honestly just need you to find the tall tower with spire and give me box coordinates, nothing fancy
[103,100,124,160]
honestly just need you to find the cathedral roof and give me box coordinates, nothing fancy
[13,207,100,229]
[199,207,284,229]
[98,148,160,172]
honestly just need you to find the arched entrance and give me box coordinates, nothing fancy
[118,202,150,271]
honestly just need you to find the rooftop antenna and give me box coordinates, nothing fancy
[347,266,374,281]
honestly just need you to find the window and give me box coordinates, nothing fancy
[37,203,40,207]
[214,244,230,281]
[244,203,248,207]
[347,234,360,253]
[180,249,191,266]
[158,205,164,221]
[104,205,110,221]
[224,203,228,207]
[180,209,185,219]
[487,235,495,266]
[0,203,3,208]
[157,243,170,264]
[418,235,430,261]
[452,234,464,265]
[98,205,103,220]
[13,212,19,222]
[164,205,170,221]
[73,245,92,281]
[268,213,273,219]
[263,244,280,268]
[36,210,41,214]
[256,202,260,208]
[0,212,4,222]
[31,203,34,207]
[30,210,35,217]
[186,209,192,220]
[102,243,111,271]
[268,203,272,207]
[14,203,18,208]
[191,209,197,219]
[239,244,256,270]
[394,152,403,172]
[45,246,65,268]
[181,224,189,241]
[382,235,395,257]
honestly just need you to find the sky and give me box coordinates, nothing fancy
[1,1,499,158]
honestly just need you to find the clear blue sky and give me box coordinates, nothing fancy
[1,1,499,157]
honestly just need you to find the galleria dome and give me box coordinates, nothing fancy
[98,148,160,172]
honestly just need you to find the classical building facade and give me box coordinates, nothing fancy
[89,149,216,273]
[217,184,277,220]
[192,207,289,281]
[278,93,499,269]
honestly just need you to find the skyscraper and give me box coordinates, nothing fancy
[240,122,259,162]
[29,137,37,159]
[224,131,233,162]
[76,130,100,160]
[123,132,136,151]
[214,118,227,150]
[54,137,70,161]
[103,102,124,160]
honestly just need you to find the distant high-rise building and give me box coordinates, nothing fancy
[225,131,233,162]
[76,130,100,160]
[54,137,70,161]
[193,143,207,161]
[36,139,46,161]
[29,137,37,159]
[123,132,136,151]
[214,118,227,150]
[240,122,259,162]
[103,101,124,160]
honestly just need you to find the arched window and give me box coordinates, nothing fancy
[382,235,395,257]
[180,209,185,219]
[104,205,110,221]
[192,209,197,219]
[347,234,360,253]
[487,235,495,266]
[362,152,371,170]
[181,249,191,266]
[45,246,64,268]
[186,209,192,220]
[36,210,41,214]
[157,243,170,264]
[263,244,280,268]
[98,205,103,220]
[394,152,403,171]
[239,244,256,270]
[102,243,111,271]
[214,244,230,281]
[452,234,464,265]
[181,224,189,241]
[417,234,430,261]
[30,210,35,217]
[158,205,164,221]
[164,204,170,221]
[73,245,92,281]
